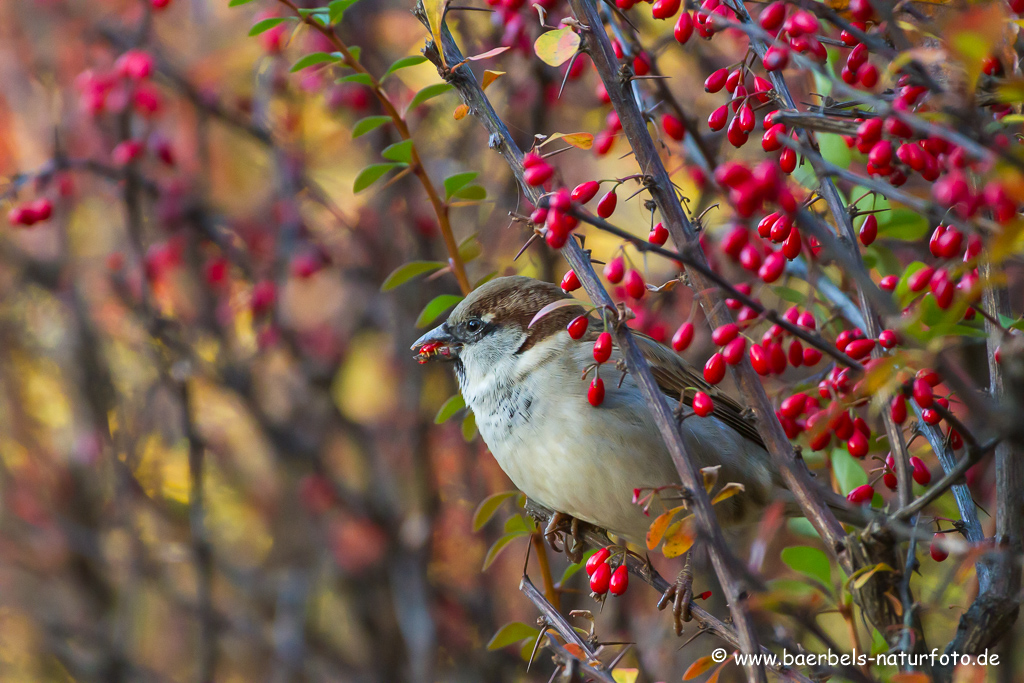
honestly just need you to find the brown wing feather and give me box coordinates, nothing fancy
[615,329,766,448]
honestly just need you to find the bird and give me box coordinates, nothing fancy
[412,276,785,546]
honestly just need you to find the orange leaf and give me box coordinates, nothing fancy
[481,70,505,90]
[534,28,580,67]
[682,655,716,681]
[646,508,676,550]
[563,643,586,660]
[453,104,469,120]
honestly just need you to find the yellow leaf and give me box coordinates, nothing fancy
[539,131,595,150]
[453,103,469,120]
[534,28,580,67]
[682,655,716,680]
[710,482,745,505]
[423,0,446,67]
[612,668,638,683]
[701,465,721,493]
[662,517,695,558]
[481,70,505,90]
[848,562,895,591]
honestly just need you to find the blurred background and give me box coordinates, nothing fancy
[0,0,1014,681]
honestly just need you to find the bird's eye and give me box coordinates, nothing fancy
[466,319,482,333]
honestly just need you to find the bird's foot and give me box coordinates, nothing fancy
[657,558,694,636]
[543,512,584,563]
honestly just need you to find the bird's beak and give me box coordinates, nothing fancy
[411,323,458,363]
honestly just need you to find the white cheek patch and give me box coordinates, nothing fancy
[482,313,496,323]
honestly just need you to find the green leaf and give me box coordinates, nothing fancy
[787,517,820,538]
[353,162,404,193]
[819,133,851,171]
[444,171,479,199]
[453,184,487,201]
[415,294,463,328]
[249,16,291,36]
[348,46,362,62]
[381,260,444,291]
[504,513,532,535]
[880,208,929,241]
[472,491,517,531]
[773,286,806,304]
[328,0,360,23]
[831,447,868,495]
[407,82,454,112]
[290,52,339,73]
[561,548,598,585]
[351,115,391,138]
[383,55,428,80]
[337,73,374,86]
[895,261,928,306]
[534,28,581,67]
[381,140,414,163]
[435,394,466,425]
[462,411,477,441]
[487,622,540,650]
[229,0,255,6]
[781,545,832,587]
[482,530,523,570]
[457,236,482,263]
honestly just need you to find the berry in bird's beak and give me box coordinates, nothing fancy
[411,325,458,363]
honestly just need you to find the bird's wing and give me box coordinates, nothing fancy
[621,330,766,449]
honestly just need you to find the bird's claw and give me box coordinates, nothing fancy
[543,512,584,563]
[657,561,695,636]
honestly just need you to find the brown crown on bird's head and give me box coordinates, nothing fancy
[411,276,585,362]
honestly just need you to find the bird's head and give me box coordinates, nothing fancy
[411,276,585,371]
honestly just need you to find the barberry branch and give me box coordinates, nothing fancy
[276,0,471,295]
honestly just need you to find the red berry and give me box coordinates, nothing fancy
[649,222,669,245]
[930,535,948,562]
[845,338,876,360]
[524,163,553,186]
[878,329,898,349]
[693,391,714,417]
[912,378,933,408]
[672,322,694,352]
[251,280,277,315]
[588,376,606,407]
[704,68,728,93]
[594,332,613,363]
[921,408,941,424]
[632,53,650,76]
[847,430,869,458]
[560,269,581,292]
[624,270,646,299]
[891,394,907,424]
[567,315,589,339]
[763,45,790,71]
[759,0,786,30]
[604,256,625,284]
[711,323,739,346]
[883,453,899,491]
[571,180,600,203]
[910,456,931,485]
[586,547,611,575]
[857,63,879,88]
[879,275,898,291]
[661,113,686,141]
[652,0,681,19]
[759,251,786,283]
[704,352,726,384]
[846,484,874,505]
[859,214,878,246]
[674,11,695,43]
[589,559,611,592]
[779,147,797,173]
[750,343,770,375]
[907,267,934,293]
[609,565,629,595]
[723,337,747,365]
[523,151,543,168]
[708,105,728,131]
[597,190,618,218]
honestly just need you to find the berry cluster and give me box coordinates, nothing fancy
[585,547,629,597]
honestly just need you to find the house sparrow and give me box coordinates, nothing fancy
[412,275,783,546]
